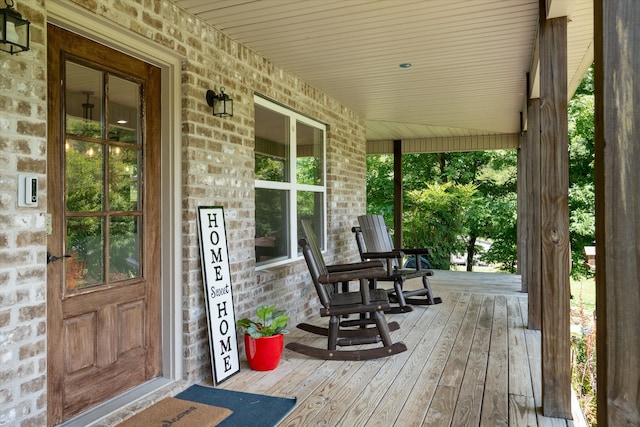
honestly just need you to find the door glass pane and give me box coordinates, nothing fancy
[66,217,104,290]
[297,191,324,251]
[65,140,104,212]
[109,146,140,211]
[109,216,141,281]
[296,122,324,185]
[255,188,289,263]
[65,62,103,138]
[62,59,146,293]
[108,75,140,144]
[255,104,289,182]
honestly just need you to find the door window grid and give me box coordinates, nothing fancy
[64,59,143,292]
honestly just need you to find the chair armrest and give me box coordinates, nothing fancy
[361,250,405,259]
[320,266,388,285]
[397,248,433,256]
[327,260,384,273]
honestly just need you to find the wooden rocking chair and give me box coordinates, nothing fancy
[285,222,407,360]
[353,214,443,311]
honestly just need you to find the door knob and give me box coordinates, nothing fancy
[47,252,71,264]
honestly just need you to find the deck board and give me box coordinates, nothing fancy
[481,295,509,426]
[214,270,578,426]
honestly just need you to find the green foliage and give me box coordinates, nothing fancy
[404,183,478,269]
[296,156,321,185]
[366,151,519,271]
[255,153,286,181]
[365,154,395,222]
[402,153,442,186]
[469,151,518,271]
[64,134,143,286]
[236,305,290,338]
[568,66,595,279]
[481,193,518,272]
[574,66,594,95]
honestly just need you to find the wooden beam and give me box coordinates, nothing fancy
[539,0,572,419]
[526,97,542,331]
[594,1,640,425]
[393,139,403,248]
[517,142,525,279]
[366,134,519,155]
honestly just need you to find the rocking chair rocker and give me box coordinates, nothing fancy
[285,221,407,360]
[353,214,443,311]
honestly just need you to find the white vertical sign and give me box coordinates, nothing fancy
[197,206,240,384]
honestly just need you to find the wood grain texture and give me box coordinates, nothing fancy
[214,271,577,426]
[594,1,640,425]
[46,25,163,424]
[526,97,542,331]
[539,0,572,418]
[481,295,509,426]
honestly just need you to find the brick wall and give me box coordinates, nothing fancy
[0,0,48,424]
[0,0,367,423]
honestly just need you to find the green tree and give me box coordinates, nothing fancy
[365,154,396,222]
[366,151,518,271]
[568,66,595,279]
[404,182,478,269]
[481,193,518,272]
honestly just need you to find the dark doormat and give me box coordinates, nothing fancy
[176,384,297,427]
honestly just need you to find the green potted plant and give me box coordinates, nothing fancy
[236,305,289,370]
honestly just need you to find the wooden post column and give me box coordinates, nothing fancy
[539,0,571,418]
[594,1,640,425]
[517,135,526,281]
[527,97,542,331]
[393,139,403,248]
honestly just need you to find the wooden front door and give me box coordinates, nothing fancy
[46,25,161,425]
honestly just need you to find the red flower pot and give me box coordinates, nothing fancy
[244,333,284,371]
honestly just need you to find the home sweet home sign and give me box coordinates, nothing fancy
[197,206,240,384]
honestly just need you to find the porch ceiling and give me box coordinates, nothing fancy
[174,0,593,144]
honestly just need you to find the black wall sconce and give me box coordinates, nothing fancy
[0,0,30,55]
[206,87,233,117]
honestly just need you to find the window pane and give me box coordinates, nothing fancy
[66,140,104,212]
[109,216,141,281]
[297,191,324,251]
[108,75,140,144]
[65,62,103,138]
[109,146,140,211]
[255,104,289,182]
[296,121,324,185]
[66,217,104,290]
[255,188,289,263]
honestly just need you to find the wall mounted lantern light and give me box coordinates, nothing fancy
[0,0,30,55]
[206,87,233,117]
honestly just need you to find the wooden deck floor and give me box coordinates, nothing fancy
[216,270,583,427]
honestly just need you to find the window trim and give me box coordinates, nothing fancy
[254,95,327,268]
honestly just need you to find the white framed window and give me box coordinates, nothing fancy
[254,96,326,266]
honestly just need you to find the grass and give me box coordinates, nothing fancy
[570,274,597,426]
[450,264,503,273]
[571,276,596,313]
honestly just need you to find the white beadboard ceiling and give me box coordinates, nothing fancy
[174,0,593,143]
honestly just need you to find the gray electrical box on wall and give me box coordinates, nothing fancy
[18,174,38,207]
